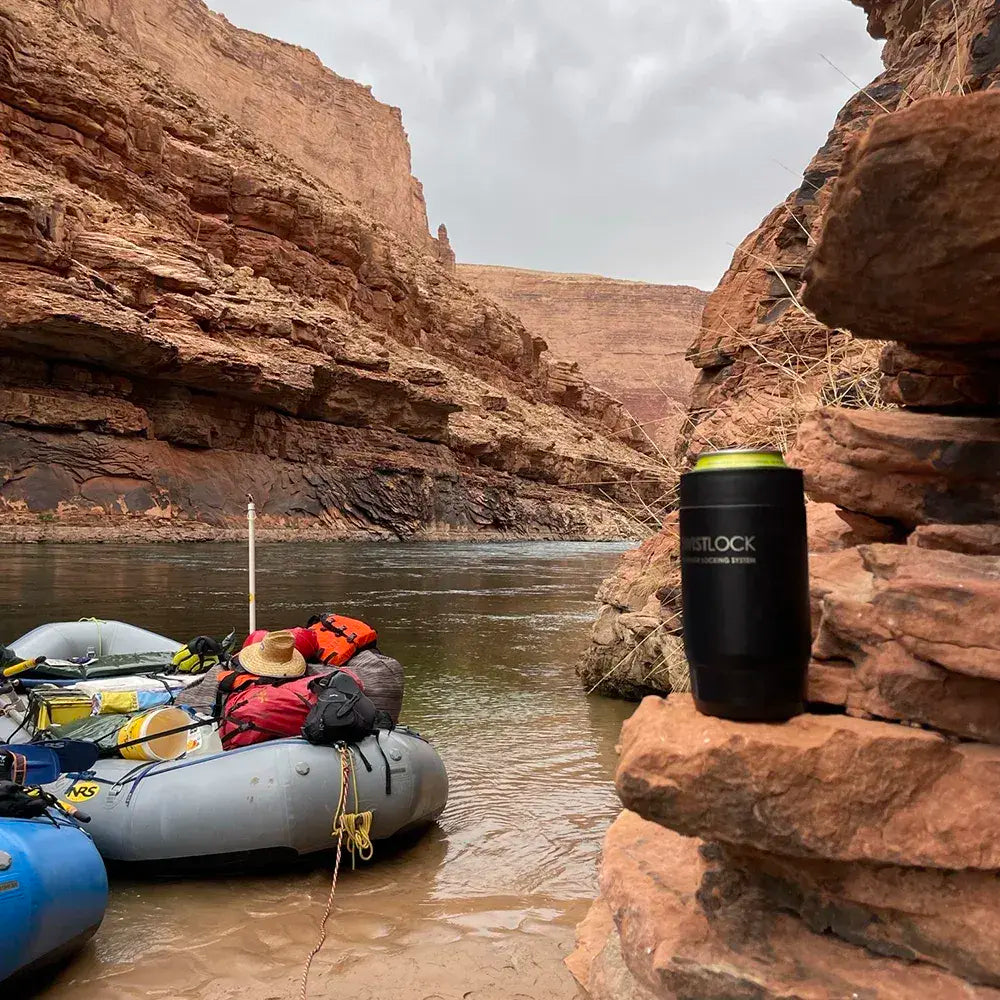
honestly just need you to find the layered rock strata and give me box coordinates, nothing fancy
[572,47,1000,1000]
[585,713,1000,998]
[459,265,708,451]
[0,0,666,541]
[74,0,436,251]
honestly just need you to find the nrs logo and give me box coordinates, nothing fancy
[683,535,756,554]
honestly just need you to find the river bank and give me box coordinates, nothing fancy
[1,541,633,999]
[0,519,641,545]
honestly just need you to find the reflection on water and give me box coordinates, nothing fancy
[0,541,635,998]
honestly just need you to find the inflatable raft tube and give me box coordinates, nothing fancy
[7,620,183,684]
[0,815,108,984]
[11,620,181,661]
[46,730,448,871]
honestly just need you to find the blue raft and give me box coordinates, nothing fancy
[0,815,108,984]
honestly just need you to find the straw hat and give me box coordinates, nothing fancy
[239,630,306,679]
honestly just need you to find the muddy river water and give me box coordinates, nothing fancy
[0,541,634,1000]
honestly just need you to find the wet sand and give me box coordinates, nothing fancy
[29,873,585,999]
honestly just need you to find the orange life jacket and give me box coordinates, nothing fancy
[307,613,377,666]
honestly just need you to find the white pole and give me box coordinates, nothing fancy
[247,493,257,634]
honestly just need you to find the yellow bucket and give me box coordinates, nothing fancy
[117,707,191,762]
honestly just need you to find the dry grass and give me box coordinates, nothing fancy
[598,478,678,537]
[917,0,975,96]
[590,324,885,537]
[692,327,886,458]
[950,0,969,95]
[706,243,888,452]
[820,53,894,114]
[726,324,886,411]
[818,336,886,409]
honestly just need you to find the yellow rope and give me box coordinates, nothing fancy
[338,810,373,865]
[298,746,375,1000]
[338,749,373,866]
[78,617,105,655]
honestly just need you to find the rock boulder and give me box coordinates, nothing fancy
[617,695,1000,869]
[804,92,1000,346]
[791,407,1000,527]
[569,810,1000,1000]
[811,544,1000,742]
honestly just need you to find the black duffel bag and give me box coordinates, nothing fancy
[302,670,389,745]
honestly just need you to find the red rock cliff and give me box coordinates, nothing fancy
[458,265,707,451]
[680,0,1000,459]
[0,0,666,541]
[74,0,435,251]
[572,2,1000,998]
[578,0,1000,697]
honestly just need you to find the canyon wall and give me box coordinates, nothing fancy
[0,0,666,542]
[459,265,707,450]
[681,0,1000,461]
[73,0,437,252]
[573,3,1000,998]
[577,0,1000,699]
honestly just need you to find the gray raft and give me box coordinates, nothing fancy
[2,620,447,868]
[48,732,448,868]
[11,620,182,661]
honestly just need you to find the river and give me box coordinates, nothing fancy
[0,541,634,1000]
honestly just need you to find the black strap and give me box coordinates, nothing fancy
[215,669,289,715]
[217,686,313,747]
[220,718,294,747]
[116,717,213,751]
[335,692,362,719]
[374,731,392,796]
[318,617,355,642]
[316,616,360,663]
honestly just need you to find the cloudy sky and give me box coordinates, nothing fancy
[212,1,884,290]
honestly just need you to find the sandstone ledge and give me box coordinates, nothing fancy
[812,544,1000,742]
[792,407,1000,527]
[618,695,1000,869]
[718,843,1000,987]
[570,810,1000,1000]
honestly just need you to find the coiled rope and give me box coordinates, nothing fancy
[299,746,374,1000]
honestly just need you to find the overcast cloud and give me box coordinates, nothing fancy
[211,1,883,290]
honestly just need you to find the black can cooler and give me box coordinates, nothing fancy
[679,449,810,721]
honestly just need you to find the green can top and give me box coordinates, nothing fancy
[693,449,786,472]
